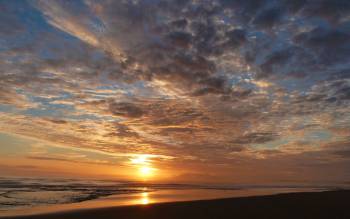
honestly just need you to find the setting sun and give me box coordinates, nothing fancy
[139,166,152,177]
[130,155,156,179]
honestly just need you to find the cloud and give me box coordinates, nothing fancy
[0,0,349,182]
[253,7,284,28]
[333,150,350,159]
[108,102,144,118]
[231,132,277,145]
[27,155,114,166]
[0,86,37,109]
[301,0,350,23]
[294,26,350,64]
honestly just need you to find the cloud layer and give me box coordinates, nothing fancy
[0,0,349,183]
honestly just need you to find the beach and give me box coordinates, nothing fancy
[3,190,350,219]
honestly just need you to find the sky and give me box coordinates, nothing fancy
[0,0,349,185]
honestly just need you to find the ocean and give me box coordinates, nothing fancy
[0,177,339,217]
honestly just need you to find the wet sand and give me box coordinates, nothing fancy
[3,190,350,219]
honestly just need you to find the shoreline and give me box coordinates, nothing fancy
[2,190,350,219]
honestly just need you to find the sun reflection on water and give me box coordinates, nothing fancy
[140,192,149,205]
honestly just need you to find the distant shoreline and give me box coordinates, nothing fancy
[3,190,350,219]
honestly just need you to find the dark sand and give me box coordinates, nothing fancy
[4,190,350,219]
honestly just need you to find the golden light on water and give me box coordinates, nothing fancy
[140,192,149,205]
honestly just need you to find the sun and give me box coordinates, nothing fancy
[139,166,153,177]
[130,155,156,179]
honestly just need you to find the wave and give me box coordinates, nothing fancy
[0,177,343,211]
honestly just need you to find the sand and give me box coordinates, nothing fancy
[3,190,350,219]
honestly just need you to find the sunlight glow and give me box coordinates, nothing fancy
[139,166,152,176]
[131,155,148,165]
[140,192,149,205]
[130,155,156,179]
